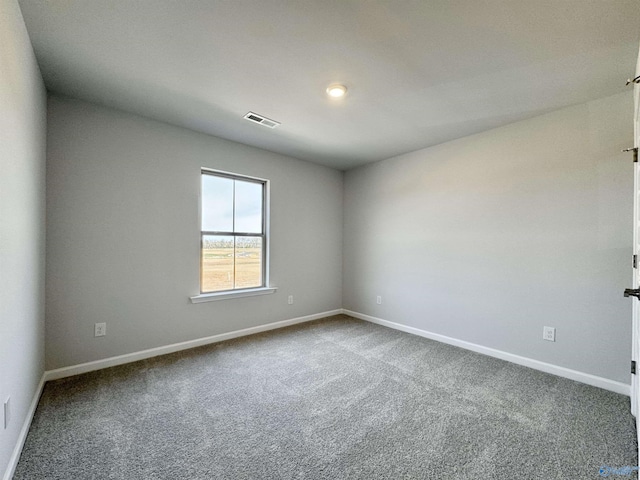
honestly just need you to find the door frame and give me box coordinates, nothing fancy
[632,44,640,426]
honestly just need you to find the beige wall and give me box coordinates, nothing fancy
[45,95,344,370]
[344,92,633,383]
[0,0,46,477]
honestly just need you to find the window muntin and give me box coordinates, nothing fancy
[200,170,266,293]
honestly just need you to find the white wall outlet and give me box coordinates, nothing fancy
[376,295,382,305]
[3,397,9,429]
[287,295,294,305]
[95,322,106,337]
[543,326,556,342]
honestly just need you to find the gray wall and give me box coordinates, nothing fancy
[46,96,343,370]
[344,92,633,383]
[0,0,46,477]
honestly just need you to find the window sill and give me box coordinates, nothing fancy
[190,287,278,304]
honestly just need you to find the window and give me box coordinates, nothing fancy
[199,169,268,294]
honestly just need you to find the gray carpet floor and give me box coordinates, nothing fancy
[14,314,638,479]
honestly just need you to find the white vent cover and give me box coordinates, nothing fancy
[243,112,280,129]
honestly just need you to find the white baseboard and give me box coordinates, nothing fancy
[343,309,631,396]
[6,308,626,480]
[45,309,343,382]
[3,310,340,479]
[2,373,46,480]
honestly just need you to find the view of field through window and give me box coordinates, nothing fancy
[201,236,262,292]
[201,172,265,293]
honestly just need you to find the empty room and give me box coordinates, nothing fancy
[3,0,640,478]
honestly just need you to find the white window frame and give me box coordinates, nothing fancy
[190,168,276,303]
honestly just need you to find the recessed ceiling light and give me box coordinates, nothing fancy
[326,84,347,98]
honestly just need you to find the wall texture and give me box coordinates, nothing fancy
[344,92,633,384]
[0,0,46,477]
[46,96,343,370]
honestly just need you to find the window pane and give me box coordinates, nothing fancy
[202,175,233,232]
[234,180,263,234]
[201,235,234,292]
[235,236,263,289]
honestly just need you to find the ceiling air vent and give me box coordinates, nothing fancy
[244,112,280,129]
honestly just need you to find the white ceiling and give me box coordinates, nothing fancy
[18,0,640,170]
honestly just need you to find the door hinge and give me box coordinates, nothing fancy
[627,75,640,86]
[632,361,636,375]
[634,255,637,269]
[622,147,638,162]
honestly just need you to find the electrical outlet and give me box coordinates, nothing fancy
[95,322,106,337]
[376,295,382,305]
[3,397,9,429]
[288,295,294,305]
[543,326,556,342]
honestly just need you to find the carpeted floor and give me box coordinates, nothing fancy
[13,314,638,479]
